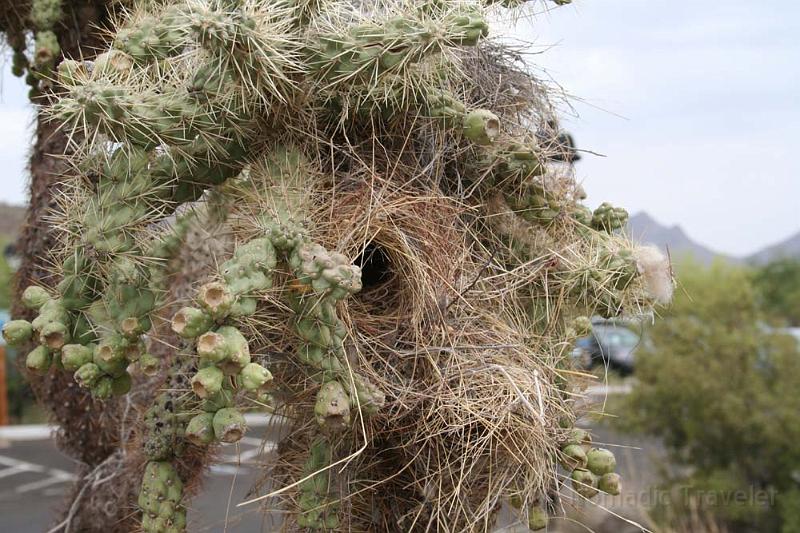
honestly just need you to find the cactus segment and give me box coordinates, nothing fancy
[138,461,186,533]
[185,413,216,446]
[297,438,340,530]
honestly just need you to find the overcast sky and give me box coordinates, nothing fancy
[0,0,798,256]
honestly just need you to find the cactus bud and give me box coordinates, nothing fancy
[314,381,351,431]
[61,343,95,371]
[586,448,616,476]
[74,362,102,388]
[571,468,598,499]
[528,506,547,530]
[2,320,33,346]
[239,362,273,393]
[598,472,622,496]
[462,110,500,145]
[559,444,588,471]
[171,307,213,339]
[191,366,224,398]
[26,346,52,374]
[185,413,215,445]
[212,407,247,443]
[198,282,233,319]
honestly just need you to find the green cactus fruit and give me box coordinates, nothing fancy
[185,412,216,446]
[212,407,247,443]
[463,110,500,145]
[239,362,273,393]
[93,376,114,399]
[94,334,129,377]
[571,468,598,499]
[598,472,622,496]
[22,286,49,310]
[26,346,52,374]
[191,366,224,399]
[197,326,250,373]
[171,307,213,339]
[586,448,616,476]
[112,373,133,396]
[528,505,548,531]
[40,321,70,350]
[61,344,95,371]
[2,320,33,346]
[314,381,351,431]
[560,444,588,471]
[138,353,161,376]
[34,30,60,67]
[74,362,102,388]
[197,282,233,320]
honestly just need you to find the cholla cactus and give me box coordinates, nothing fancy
[9,0,672,531]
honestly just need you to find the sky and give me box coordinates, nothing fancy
[0,0,798,257]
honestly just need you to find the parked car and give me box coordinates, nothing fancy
[571,322,641,374]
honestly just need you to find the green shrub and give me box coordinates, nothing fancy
[620,260,800,531]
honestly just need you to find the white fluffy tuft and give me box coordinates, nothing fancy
[634,245,674,304]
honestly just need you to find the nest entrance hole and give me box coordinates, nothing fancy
[354,242,400,312]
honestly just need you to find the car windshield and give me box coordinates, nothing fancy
[593,325,640,350]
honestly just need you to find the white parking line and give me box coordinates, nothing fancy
[16,470,75,494]
[0,454,76,494]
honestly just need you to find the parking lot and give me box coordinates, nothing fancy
[0,419,282,532]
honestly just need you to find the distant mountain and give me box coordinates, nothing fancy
[746,231,800,265]
[626,212,735,265]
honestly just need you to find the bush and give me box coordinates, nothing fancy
[620,260,800,531]
[752,258,800,327]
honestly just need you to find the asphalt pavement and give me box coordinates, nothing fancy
[0,422,282,532]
